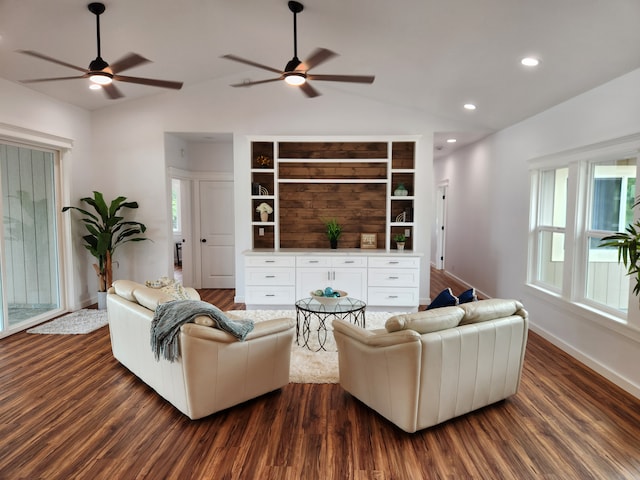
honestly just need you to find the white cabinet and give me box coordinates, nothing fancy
[245,255,295,306]
[244,252,421,310]
[367,256,421,308]
[296,256,367,301]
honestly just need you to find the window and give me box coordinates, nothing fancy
[532,167,568,291]
[172,178,181,233]
[529,135,640,324]
[585,159,636,311]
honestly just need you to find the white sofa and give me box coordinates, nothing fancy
[107,280,295,420]
[333,298,529,432]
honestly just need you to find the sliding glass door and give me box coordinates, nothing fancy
[0,142,62,332]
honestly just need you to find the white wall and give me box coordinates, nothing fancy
[0,78,97,310]
[434,68,640,398]
[86,76,449,304]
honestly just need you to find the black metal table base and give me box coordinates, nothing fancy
[295,298,366,352]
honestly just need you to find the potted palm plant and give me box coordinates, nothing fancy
[323,218,343,249]
[600,198,640,296]
[63,191,149,308]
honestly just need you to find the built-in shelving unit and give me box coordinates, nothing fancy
[249,138,417,251]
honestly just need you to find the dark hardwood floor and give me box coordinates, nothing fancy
[0,268,639,479]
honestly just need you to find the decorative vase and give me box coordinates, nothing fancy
[394,184,408,196]
[396,242,405,251]
[260,211,269,222]
[330,239,338,249]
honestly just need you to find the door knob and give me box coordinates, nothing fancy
[201,239,207,243]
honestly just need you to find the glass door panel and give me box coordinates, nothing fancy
[1,143,61,330]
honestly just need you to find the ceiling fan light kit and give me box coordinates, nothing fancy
[17,2,183,99]
[222,0,375,98]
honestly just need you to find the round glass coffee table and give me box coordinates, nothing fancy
[295,297,366,351]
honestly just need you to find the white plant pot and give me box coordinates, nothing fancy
[97,291,107,310]
[260,211,269,222]
[397,243,405,251]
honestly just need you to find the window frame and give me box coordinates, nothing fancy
[527,133,640,334]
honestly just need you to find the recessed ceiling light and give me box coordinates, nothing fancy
[446,138,457,143]
[521,57,540,67]
[463,103,476,111]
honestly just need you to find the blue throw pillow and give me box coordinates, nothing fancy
[427,288,459,310]
[458,288,477,304]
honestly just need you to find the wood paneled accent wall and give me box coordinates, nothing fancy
[250,139,415,250]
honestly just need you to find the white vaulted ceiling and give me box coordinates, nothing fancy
[1,0,640,153]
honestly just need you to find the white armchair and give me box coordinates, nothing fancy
[333,299,529,432]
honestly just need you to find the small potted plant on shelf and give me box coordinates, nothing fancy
[256,202,273,222]
[323,218,343,249]
[393,233,406,251]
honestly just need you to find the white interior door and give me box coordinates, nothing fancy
[199,180,235,288]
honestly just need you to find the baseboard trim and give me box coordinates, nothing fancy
[530,323,640,399]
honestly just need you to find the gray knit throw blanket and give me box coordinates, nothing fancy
[150,300,254,362]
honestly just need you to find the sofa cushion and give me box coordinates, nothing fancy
[145,276,174,288]
[385,306,465,334]
[458,288,477,304]
[112,280,142,302]
[133,286,175,311]
[426,288,459,310]
[459,298,524,325]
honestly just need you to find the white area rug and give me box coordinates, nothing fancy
[227,309,404,384]
[27,309,108,335]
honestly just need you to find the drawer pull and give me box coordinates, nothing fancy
[265,275,276,278]
[344,260,355,264]
[264,260,275,263]
[388,295,399,299]
[265,294,276,297]
[309,260,319,264]
[388,276,399,280]
[388,261,400,264]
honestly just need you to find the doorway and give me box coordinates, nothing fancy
[198,180,235,288]
[435,183,448,270]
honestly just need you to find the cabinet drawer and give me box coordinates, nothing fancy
[296,256,367,268]
[367,287,419,307]
[246,268,295,286]
[368,256,420,269]
[245,255,296,267]
[245,286,296,305]
[296,257,332,267]
[368,269,420,287]
[331,256,367,267]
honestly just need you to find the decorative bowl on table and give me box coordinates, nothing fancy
[310,290,348,306]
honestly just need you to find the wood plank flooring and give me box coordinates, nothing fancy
[0,268,639,479]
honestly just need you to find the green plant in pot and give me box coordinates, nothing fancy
[600,198,640,296]
[323,218,343,249]
[62,191,149,294]
[393,233,406,251]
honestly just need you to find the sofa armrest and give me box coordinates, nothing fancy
[180,317,295,343]
[333,319,421,347]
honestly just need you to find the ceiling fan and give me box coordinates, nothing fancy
[17,2,183,100]
[222,1,375,98]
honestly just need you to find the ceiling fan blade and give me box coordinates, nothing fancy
[299,48,337,71]
[17,50,88,73]
[300,82,321,98]
[230,78,283,87]
[102,83,124,99]
[109,53,151,74]
[20,75,87,84]
[113,75,183,90]
[307,74,375,84]
[222,54,283,75]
